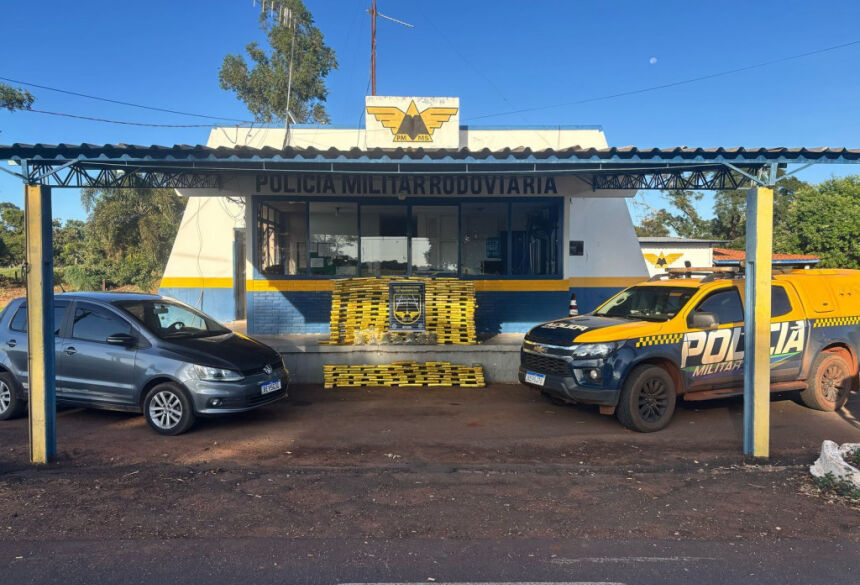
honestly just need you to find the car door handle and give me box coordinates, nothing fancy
[7,339,16,347]
[64,346,77,356]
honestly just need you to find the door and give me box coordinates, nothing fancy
[766,284,806,382]
[681,286,746,391]
[233,228,246,320]
[58,302,138,407]
[4,302,70,396]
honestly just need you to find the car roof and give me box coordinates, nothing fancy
[10,292,164,304]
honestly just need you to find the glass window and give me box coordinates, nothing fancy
[691,288,744,325]
[9,304,68,336]
[115,300,229,339]
[772,285,792,318]
[360,205,407,275]
[257,201,307,276]
[309,202,358,276]
[511,201,560,275]
[461,202,507,276]
[72,306,132,343]
[594,286,695,322]
[411,205,458,276]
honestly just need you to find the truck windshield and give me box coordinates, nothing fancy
[594,286,695,322]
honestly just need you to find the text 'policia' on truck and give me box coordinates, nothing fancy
[520,267,859,432]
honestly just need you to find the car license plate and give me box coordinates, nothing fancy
[261,379,281,395]
[524,371,546,386]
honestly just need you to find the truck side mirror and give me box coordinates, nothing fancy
[689,312,719,329]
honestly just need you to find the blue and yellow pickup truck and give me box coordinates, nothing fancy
[519,268,859,432]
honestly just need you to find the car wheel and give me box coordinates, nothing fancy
[800,352,853,411]
[143,383,196,435]
[0,372,25,421]
[616,365,677,432]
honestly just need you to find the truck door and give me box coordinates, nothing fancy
[766,283,806,382]
[681,286,746,391]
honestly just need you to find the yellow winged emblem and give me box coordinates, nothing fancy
[643,252,684,268]
[366,100,458,143]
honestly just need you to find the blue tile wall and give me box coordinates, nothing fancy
[159,287,236,323]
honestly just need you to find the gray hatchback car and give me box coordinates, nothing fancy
[0,293,289,435]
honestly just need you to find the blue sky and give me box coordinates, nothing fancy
[1,0,859,222]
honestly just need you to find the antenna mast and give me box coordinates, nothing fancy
[368,1,413,96]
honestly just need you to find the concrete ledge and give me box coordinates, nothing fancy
[253,333,525,384]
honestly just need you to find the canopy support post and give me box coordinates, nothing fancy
[743,185,774,458]
[24,183,56,464]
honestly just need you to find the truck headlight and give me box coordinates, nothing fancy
[193,365,244,382]
[570,342,618,359]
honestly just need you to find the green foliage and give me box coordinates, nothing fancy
[74,187,187,290]
[0,83,34,112]
[0,187,185,292]
[635,175,811,251]
[0,202,25,265]
[219,0,337,123]
[774,176,860,269]
[813,472,860,502]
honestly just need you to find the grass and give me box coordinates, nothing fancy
[848,448,860,469]
[813,472,860,502]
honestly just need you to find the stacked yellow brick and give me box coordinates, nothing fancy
[424,278,477,344]
[323,361,485,388]
[321,278,390,344]
[321,277,477,345]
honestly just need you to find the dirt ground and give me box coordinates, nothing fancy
[0,384,858,544]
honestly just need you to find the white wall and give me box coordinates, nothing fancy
[639,243,714,277]
[568,197,648,279]
[162,195,245,280]
[205,125,609,151]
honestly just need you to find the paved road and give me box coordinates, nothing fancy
[1,385,857,584]
[2,537,857,585]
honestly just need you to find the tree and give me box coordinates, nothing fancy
[0,202,25,265]
[0,83,33,112]
[65,188,186,290]
[775,176,860,269]
[635,176,808,247]
[219,0,337,124]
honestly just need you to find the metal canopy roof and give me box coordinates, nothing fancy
[2,143,859,191]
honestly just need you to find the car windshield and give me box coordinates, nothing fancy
[593,285,695,322]
[113,299,230,339]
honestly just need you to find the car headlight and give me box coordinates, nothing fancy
[570,342,618,359]
[193,365,244,382]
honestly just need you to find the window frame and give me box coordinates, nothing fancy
[252,196,564,280]
[8,301,71,337]
[687,286,745,327]
[69,302,137,345]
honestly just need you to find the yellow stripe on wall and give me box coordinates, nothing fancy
[160,277,233,289]
[242,277,647,293]
[568,276,646,288]
[246,279,335,292]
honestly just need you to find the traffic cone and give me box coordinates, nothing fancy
[569,293,579,317]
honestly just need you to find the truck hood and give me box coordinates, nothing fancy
[524,315,668,346]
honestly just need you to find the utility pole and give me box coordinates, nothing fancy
[368,1,413,96]
[370,0,377,95]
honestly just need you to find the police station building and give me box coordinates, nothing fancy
[159,96,649,336]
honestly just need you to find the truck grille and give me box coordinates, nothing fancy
[522,353,570,376]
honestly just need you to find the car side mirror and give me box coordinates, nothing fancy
[689,312,719,329]
[106,333,137,346]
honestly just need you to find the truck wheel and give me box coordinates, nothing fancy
[801,352,852,411]
[143,383,196,435]
[617,365,676,432]
[0,372,25,421]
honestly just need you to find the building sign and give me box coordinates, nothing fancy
[389,281,426,332]
[254,173,559,196]
[366,96,460,148]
